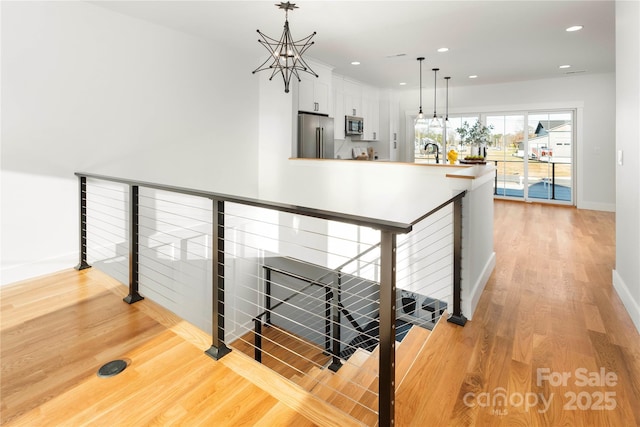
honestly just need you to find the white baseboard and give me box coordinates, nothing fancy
[1,252,78,286]
[463,252,496,320]
[613,269,640,333]
[577,201,616,212]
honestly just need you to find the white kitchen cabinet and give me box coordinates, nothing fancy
[297,61,332,115]
[332,76,345,139]
[388,91,400,161]
[343,79,362,118]
[362,86,379,141]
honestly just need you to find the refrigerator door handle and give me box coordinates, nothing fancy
[316,127,321,158]
[320,127,324,158]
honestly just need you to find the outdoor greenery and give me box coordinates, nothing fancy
[455,121,494,146]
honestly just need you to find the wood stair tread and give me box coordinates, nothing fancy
[395,325,432,383]
[230,325,330,380]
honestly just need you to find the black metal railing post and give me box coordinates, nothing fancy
[551,162,556,200]
[205,199,231,360]
[328,272,343,372]
[447,196,467,326]
[124,185,144,304]
[494,160,499,196]
[254,319,262,363]
[379,231,397,427]
[265,267,272,325]
[75,176,91,271]
[325,283,332,353]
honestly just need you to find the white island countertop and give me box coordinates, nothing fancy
[256,158,495,229]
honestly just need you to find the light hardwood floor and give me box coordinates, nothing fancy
[1,201,639,426]
[395,201,640,426]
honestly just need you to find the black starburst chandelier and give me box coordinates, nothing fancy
[252,2,317,93]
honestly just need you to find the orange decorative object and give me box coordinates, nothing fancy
[447,149,458,164]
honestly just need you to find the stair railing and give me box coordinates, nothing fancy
[74,171,466,427]
[253,242,381,370]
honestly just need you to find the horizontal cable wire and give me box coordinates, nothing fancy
[82,180,464,424]
[224,229,371,270]
[396,221,452,257]
[225,211,380,248]
[228,265,382,318]
[138,231,210,265]
[396,249,453,283]
[227,329,381,413]
[229,289,380,352]
[138,256,203,287]
[137,204,212,227]
[86,200,128,218]
[220,252,375,310]
[228,323,380,413]
[84,222,126,240]
[138,193,213,212]
[222,304,382,390]
[224,211,380,253]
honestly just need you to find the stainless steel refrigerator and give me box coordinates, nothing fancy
[297,113,334,159]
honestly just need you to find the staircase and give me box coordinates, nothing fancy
[293,324,433,426]
[231,325,331,379]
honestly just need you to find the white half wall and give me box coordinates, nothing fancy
[614,0,640,332]
[1,1,260,285]
[398,73,616,211]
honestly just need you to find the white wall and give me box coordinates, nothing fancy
[1,2,260,284]
[398,73,616,211]
[613,0,640,332]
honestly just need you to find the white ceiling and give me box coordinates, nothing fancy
[90,0,615,90]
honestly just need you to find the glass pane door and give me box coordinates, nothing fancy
[486,114,526,199]
[488,112,573,203]
[526,112,573,202]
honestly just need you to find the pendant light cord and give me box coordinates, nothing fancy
[417,57,425,114]
[432,68,439,118]
[445,76,450,121]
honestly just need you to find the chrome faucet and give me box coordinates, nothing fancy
[424,142,440,163]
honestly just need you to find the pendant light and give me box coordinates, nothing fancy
[429,68,442,131]
[414,57,428,133]
[253,2,317,93]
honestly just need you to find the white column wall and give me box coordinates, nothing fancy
[614,0,640,332]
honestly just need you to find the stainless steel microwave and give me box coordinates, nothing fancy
[345,115,364,136]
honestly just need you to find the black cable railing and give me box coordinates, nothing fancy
[74,171,466,427]
[253,241,381,372]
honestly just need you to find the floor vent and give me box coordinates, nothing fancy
[97,359,128,378]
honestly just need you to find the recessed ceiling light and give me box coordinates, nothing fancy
[437,47,449,53]
[559,64,571,69]
[468,75,478,79]
[351,61,360,65]
[399,82,407,86]
[566,25,583,32]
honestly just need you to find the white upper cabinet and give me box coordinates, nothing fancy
[296,61,332,115]
[388,90,400,161]
[343,79,362,118]
[332,76,345,139]
[362,85,379,140]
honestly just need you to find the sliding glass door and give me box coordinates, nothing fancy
[486,114,526,199]
[488,111,574,204]
[526,112,573,202]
